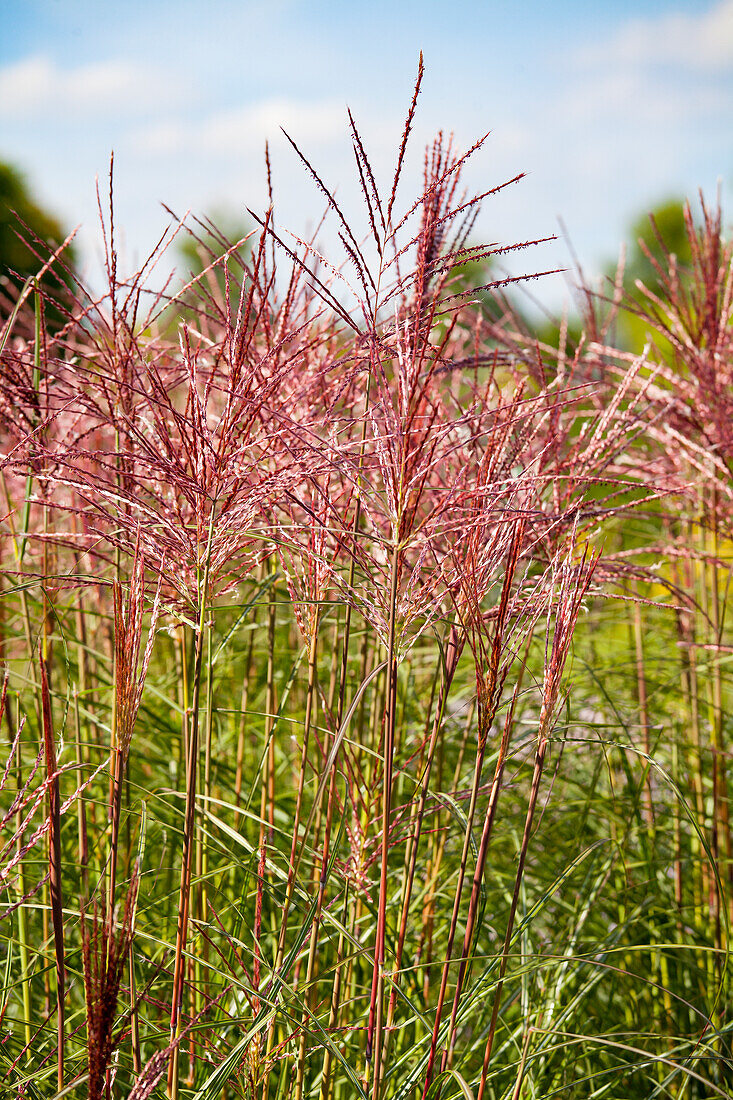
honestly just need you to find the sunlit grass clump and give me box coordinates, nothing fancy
[0,63,731,1100]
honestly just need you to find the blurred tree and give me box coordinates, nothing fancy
[176,210,253,318]
[0,161,77,328]
[611,198,693,354]
[526,200,694,360]
[625,199,692,286]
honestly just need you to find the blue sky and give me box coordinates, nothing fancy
[1,0,731,308]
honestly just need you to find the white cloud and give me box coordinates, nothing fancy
[553,0,733,207]
[132,120,189,156]
[0,55,182,118]
[132,97,349,159]
[580,0,733,71]
[204,98,347,152]
[561,65,728,129]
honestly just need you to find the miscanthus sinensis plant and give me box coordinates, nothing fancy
[0,60,731,1100]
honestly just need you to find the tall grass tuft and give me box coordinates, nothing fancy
[0,63,731,1100]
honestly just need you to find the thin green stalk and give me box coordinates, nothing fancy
[677,533,708,921]
[476,722,551,1100]
[177,625,190,788]
[12,699,32,1053]
[0,462,42,1053]
[421,701,497,1095]
[234,627,256,825]
[201,617,215,911]
[442,681,525,1073]
[73,690,89,904]
[669,543,700,917]
[366,542,400,1100]
[319,886,352,1100]
[259,557,278,851]
[510,1023,533,1100]
[694,519,722,1000]
[708,489,732,927]
[294,777,332,1100]
[296,617,342,1100]
[107,742,124,962]
[265,611,321,1073]
[319,613,371,1100]
[631,581,654,832]
[40,654,64,1091]
[417,698,475,1007]
[193,612,216,1062]
[168,515,215,1099]
[423,536,523,1096]
[383,627,462,1057]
